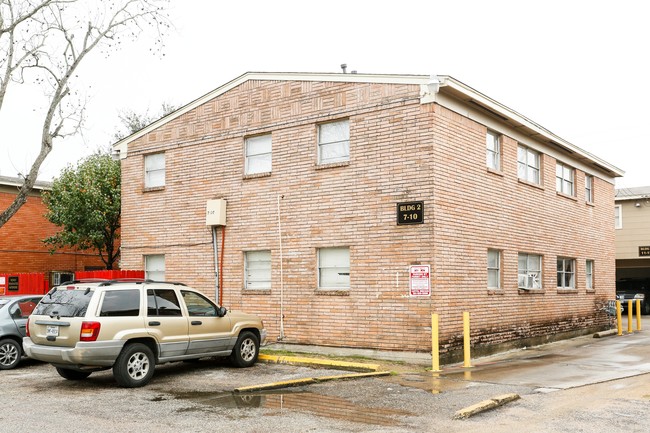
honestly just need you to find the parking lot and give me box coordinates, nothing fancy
[3,327,650,433]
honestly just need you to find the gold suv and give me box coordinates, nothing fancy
[23,280,266,387]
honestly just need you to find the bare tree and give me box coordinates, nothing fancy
[0,0,169,228]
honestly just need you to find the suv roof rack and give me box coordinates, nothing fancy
[97,279,187,287]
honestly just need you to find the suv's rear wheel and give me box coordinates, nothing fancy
[229,331,259,368]
[56,367,92,380]
[113,343,155,388]
[0,339,20,370]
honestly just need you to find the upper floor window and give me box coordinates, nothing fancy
[486,130,501,170]
[245,134,272,175]
[318,120,349,164]
[144,153,165,188]
[517,145,540,184]
[557,257,576,289]
[244,250,272,290]
[615,205,622,229]
[487,249,501,289]
[585,175,594,203]
[556,162,574,196]
[318,247,350,290]
[145,254,165,281]
[518,253,542,290]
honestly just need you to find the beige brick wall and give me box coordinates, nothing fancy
[120,78,616,353]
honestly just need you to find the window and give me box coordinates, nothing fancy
[518,253,542,290]
[486,130,500,170]
[318,247,350,289]
[318,120,350,164]
[244,250,271,290]
[144,153,165,188]
[145,254,165,281]
[615,205,622,229]
[487,249,501,289]
[147,289,182,316]
[245,134,272,175]
[181,291,218,316]
[556,162,574,195]
[585,175,594,203]
[557,257,576,289]
[517,145,540,184]
[99,290,140,317]
[586,260,594,290]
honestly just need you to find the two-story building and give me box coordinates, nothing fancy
[0,175,105,286]
[113,72,623,357]
[615,186,650,314]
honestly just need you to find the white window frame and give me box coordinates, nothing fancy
[518,253,542,290]
[517,145,541,184]
[144,153,165,188]
[244,250,272,290]
[245,134,272,175]
[486,130,500,170]
[487,249,501,289]
[586,260,594,290]
[585,175,594,203]
[318,247,350,290]
[145,254,165,281]
[557,257,576,289]
[556,162,574,196]
[615,204,622,229]
[318,119,350,164]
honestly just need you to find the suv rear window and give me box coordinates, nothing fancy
[35,289,94,318]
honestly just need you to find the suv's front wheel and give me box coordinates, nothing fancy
[113,343,155,388]
[229,331,259,368]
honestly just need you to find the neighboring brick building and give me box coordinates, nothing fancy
[114,72,623,357]
[614,186,650,314]
[0,175,105,285]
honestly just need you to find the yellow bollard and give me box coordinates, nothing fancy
[431,314,441,372]
[636,299,642,331]
[628,300,633,333]
[463,311,472,368]
[616,300,623,336]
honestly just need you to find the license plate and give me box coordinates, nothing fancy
[46,325,59,337]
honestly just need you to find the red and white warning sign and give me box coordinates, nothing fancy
[409,265,431,297]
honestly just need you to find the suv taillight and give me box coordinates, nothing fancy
[26,318,30,337]
[80,321,101,342]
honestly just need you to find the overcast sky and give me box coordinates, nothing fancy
[1,0,648,189]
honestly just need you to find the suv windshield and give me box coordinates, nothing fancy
[35,289,94,318]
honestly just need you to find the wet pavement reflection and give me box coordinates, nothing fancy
[163,390,414,427]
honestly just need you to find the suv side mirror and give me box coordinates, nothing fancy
[217,306,227,317]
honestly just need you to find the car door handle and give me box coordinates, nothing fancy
[148,321,161,326]
[191,321,202,325]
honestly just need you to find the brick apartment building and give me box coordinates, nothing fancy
[113,72,623,356]
[0,175,105,285]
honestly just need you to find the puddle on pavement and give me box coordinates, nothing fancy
[385,372,473,394]
[163,390,413,427]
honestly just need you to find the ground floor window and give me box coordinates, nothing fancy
[318,247,350,289]
[487,249,501,289]
[518,253,542,289]
[145,254,165,281]
[557,257,576,289]
[586,260,594,290]
[244,250,272,290]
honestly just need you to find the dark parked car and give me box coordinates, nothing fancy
[0,295,43,369]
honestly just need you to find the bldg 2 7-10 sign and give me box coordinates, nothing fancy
[409,265,431,297]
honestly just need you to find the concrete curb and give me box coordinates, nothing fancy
[593,329,618,338]
[258,353,381,372]
[234,371,391,393]
[453,393,520,419]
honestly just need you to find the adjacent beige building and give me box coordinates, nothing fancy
[114,72,623,357]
